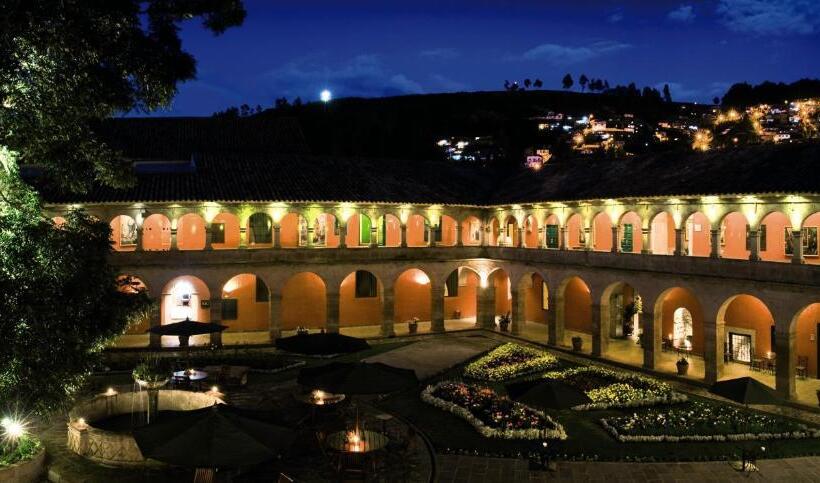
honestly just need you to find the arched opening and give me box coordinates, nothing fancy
[52,216,67,228]
[142,214,171,251]
[499,216,518,247]
[394,268,432,335]
[109,215,138,252]
[443,267,480,330]
[210,212,240,249]
[655,287,705,379]
[460,216,482,246]
[802,212,820,265]
[406,214,430,247]
[601,282,643,367]
[376,214,401,247]
[517,272,548,341]
[177,213,206,251]
[618,211,643,253]
[560,276,591,352]
[791,303,820,404]
[279,212,306,248]
[719,211,749,260]
[544,214,561,249]
[438,215,458,246]
[565,213,584,249]
[345,213,373,248]
[340,270,383,337]
[683,212,711,257]
[488,218,500,246]
[719,294,775,389]
[310,213,339,248]
[221,274,270,343]
[522,215,539,248]
[160,276,210,347]
[758,211,790,263]
[492,268,512,325]
[114,275,150,348]
[281,272,326,334]
[247,212,273,248]
[592,212,613,252]
[650,212,676,255]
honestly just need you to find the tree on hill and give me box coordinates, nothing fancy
[533,79,543,89]
[721,79,820,107]
[562,74,574,90]
[579,74,589,92]
[663,84,672,102]
[524,78,532,89]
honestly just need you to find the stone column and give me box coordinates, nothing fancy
[591,303,606,357]
[674,228,684,256]
[381,287,396,337]
[510,289,522,335]
[709,229,720,258]
[268,291,281,341]
[239,227,248,249]
[546,308,562,346]
[582,227,592,251]
[273,225,281,249]
[641,312,659,370]
[748,229,761,261]
[455,222,463,247]
[205,223,213,250]
[481,223,489,247]
[338,223,347,249]
[703,319,724,384]
[148,305,161,348]
[370,226,379,248]
[791,230,805,264]
[518,227,525,248]
[326,291,340,333]
[305,227,314,248]
[400,224,408,248]
[775,323,796,400]
[611,226,619,253]
[559,226,567,250]
[170,228,178,250]
[209,298,223,348]
[641,227,651,254]
[476,284,496,329]
[135,225,144,252]
[430,285,445,332]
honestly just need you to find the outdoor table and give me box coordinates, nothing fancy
[295,391,346,407]
[173,369,209,381]
[326,430,388,453]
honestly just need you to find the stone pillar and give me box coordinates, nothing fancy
[456,222,463,247]
[476,284,496,329]
[703,319,724,384]
[559,226,567,250]
[709,229,720,259]
[791,230,805,264]
[481,223,489,247]
[135,226,144,252]
[510,289,522,335]
[381,287,396,337]
[209,298,223,348]
[148,304,161,348]
[205,223,213,250]
[239,227,248,249]
[641,312,659,370]
[268,291,281,341]
[400,224,408,248]
[641,227,651,254]
[748,229,761,261]
[338,224,347,248]
[430,285,445,332]
[546,308,562,346]
[591,303,606,357]
[273,225,281,249]
[305,227,314,248]
[370,226,379,248]
[582,227,592,251]
[326,291,340,333]
[775,323,796,400]
[518,227,525,248]
[170,228,178,250]
[674,228,684,256]
[611,226,619,253]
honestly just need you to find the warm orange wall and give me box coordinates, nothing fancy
[494,271,511,315]
[221,274,269,331]
[345,214,362,247]
[660,287,705,355]
[440,216,457,246]
[340,273,382,326]
[795,304,820,378]
[760,212,789,262]
[211,213,240,249]
[395,269,431,323]
[567,215,582,249]
[721,212,749,260]
[687,212,711,257]
[282,272,326,329]
[523,273,546,323]
[177,214,206,251]
[407,215,428,247]
[489,219,499,246]
[444,270,478,319]
[563,277,591,333]
[143,214,171,251]
[384,215,401,246]
[724,294,774,359]
[280,213,300,248]
[500,218,519,246]
[804,213,820,265]
[523,216,539,247]
[593,213,612,251]
[461,217,481,246]
[651,212,676,255]
[620,212,643,253]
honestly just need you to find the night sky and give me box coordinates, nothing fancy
[151,0,820,116]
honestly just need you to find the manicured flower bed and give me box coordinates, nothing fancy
[421,381,567,440]
[601,400,820,442]
[464,343,559,381]
[0,435,42,467]
[540,367,686,410]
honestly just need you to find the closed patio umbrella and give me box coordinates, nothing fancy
[505,379,592,410]
[132,404,296,468]
[297,362,418,395]
[709,377,781,405]
[147,317,227,347]
[275,332,370,355]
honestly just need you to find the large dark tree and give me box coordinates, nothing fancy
[561,73,574,90]
[0,0,245,415]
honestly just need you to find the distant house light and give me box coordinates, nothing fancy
[320,89,332,103]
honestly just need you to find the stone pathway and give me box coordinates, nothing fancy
[364,335,498,379]
[436,454,820,482]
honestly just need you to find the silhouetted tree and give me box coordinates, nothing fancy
[579,74,589,92]
[604,80,611,90]
[275,97,290,108]
[663,84,672,102]
[533,78,543,88]
[713,96,720,105]
[293,97,303,107]
[503,80,511,90]
[561,74,574,90]
[524,78,532,89]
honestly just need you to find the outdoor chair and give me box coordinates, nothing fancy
[750,358,762,372]
[796,356,808,379]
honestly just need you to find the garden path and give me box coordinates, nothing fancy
[364,335,498,379]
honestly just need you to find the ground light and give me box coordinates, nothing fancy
[320,89,332,103]
[1,416,26,442]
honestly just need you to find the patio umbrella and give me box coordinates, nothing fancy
[132,404,296,468]
[709,377,781,405]
[275,332,370,355]
[147,317,228,347]
[297,362,418,395]
[505,379,592,410]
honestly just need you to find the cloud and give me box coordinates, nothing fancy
[514,40,631,64]
[716,0,820,35]
[667,5,695,23]
[419,48,460,60]
[607,12,624,23]
[429,74,469,92]
[262,54,423,99]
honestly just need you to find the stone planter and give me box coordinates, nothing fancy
[571,337,583,352]
[0,445,45,483]
[676,360,689,376]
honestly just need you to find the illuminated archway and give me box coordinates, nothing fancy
[650,212,676,255]
[600,281,643,366]
[281,272,326,331]
[394,268,432,335]
[142,214,171,251]
[618,211,643,253]
[247,212,273,248]
[792,303,820,380]
[592,212,613,252]
[177,213,206,251]
[340,270,383,329]
[488,218,500,246]
[719,294,774,372]
[438,215,458,246]
[499,216,518,247]
[443,267,480,328]
[565,213,584,249]
[460,216,482,246]
[683,212,710,257]
[558,276,591,351]
[491,268,511,322]
[221,274,270,332]
[160,275,210,346]
[802,212,820,265]
[719,211,749,260]
[279,212,305,248]
[522,215,539,248]
[110,215,138,251]
[210,212,240,249]
[376,214,401,247]
[543,214,561,249]
[345,213,373,248]
[406,214,430,247]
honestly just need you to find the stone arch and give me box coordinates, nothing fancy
[177,213,207,251]
[394,268,432,334]
[790,303,820,380]
[142,213,171,251]
[758,210,790,263]
[247,212,273,247]
[719,211,749,260]
[599,281,644,366]
[340,270,383,330]
[438,214,458,246]
[717,294,775,387]
[345,212,373,248]
[522,214,540,248]
[221,273,270,332]
[110,215,138,251]
[557,275,592,352]
[565,213,584,249]
[499,215,519,247]
[406,213,430,247]
[801,212,820,264]
[211,212,240,249]
[490,267,511,322]
[618,211,643,253]
[160,275,210,346]
[460,215,482,246]
[649,211,676,255]
[592,212,613,252]
[443,266,480,328]
[376,213,402,247]
[488,217,500,246]
[281,272,327,332]
[515,271,548,338]
[311,212,340,248]
[651,286,706,380]
[683,211,711,257]
[117,275,150,336]
[279,212,306,248]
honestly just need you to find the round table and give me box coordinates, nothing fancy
[173,370,208,381]
[326,430,388,454]
[295,391,346,407]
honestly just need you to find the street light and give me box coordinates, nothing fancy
[320,89,332,103]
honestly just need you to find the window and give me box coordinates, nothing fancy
[249,213,272,244]
[255,277,269,302]
[211,222,225,244]
[221,298,238,320]
[355,270,377,298]
[445,270,459,297]
[621,224,633,252]
[359,214,371,245]
[545,224,559,249]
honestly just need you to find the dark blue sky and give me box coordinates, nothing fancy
[153,0,820,116]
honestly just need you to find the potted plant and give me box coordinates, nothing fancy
[571,336,583,352]
[132,356,169,424]
[676,357,689,376]
[498,312,511,332]
[408,317,419,334]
